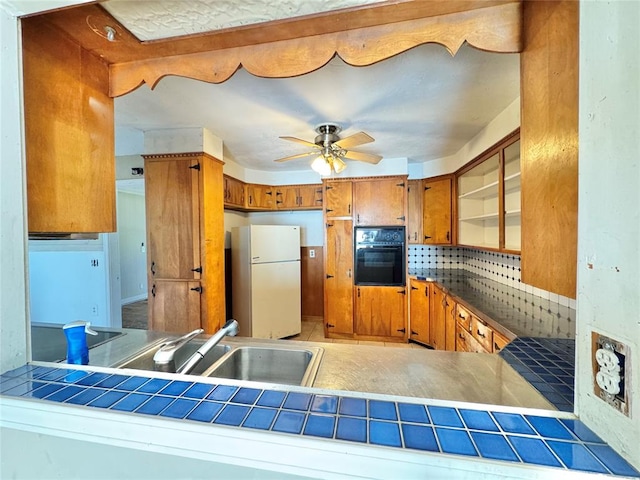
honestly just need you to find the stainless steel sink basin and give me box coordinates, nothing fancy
[115,340,231,375]
[204,346,323,387]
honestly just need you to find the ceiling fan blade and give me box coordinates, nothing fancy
[342,150,383,164]
[334,132,374,149]
[279,136,319,149]
[274,151,319,163]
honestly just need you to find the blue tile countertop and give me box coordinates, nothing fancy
[408,268,576,339]
[1,364,638,478]
[500,337,576,412]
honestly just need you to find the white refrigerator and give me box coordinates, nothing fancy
[231,225,302,339]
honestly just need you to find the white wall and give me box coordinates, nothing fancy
[576,0,640,467]
[411,97,521,178]
[224,210,324,247]
[117,192,148,304]
[1,428,307,480]
[0,4,28,369]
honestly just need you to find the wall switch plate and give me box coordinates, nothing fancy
[592,332,631,416]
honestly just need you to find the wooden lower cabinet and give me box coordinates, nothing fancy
[456,325,487,353]
[492,330,511,353]
[149,280,201,333]
[455,303,511,353]
[409,279,430,344]
[429,283,456,350]
[324,220,354,335]
[355,286,406,339]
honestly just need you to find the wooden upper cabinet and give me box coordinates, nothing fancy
[245,183,274,210]
[354,177,407,226]
[407,179,423,244]
[22,20,115,233]
[144,156,201,280]
[456,131,520,253]
[355,285,406,338]
[324,181,353,217]
[409,278,430,344]
[324,220,354,335]
[223,174,245,208]
[521,0,578,299]
[275,184,323,210]
[423,177,452,244]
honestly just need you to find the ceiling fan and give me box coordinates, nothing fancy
[274,123,382,175]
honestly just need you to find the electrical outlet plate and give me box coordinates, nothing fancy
[592,332,631,417]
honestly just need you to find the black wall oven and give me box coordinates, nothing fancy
[354,226,406,286]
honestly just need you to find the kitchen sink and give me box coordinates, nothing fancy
[115,340,231,375]
[204,346,323,387]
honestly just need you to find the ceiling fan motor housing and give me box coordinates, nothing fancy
[314,123,341,147]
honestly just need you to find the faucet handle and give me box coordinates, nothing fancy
[153,328,204,365]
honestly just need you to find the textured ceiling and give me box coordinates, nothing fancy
[102,0,386,41]
[115,43,520,171]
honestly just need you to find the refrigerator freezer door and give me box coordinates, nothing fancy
[250,225,300,264]
[250,261,301,339]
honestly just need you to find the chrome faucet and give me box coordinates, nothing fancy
[176,319,239,375]
[152,328,204,372]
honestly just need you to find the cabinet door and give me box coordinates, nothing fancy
[149,280,201,333]
[23,20,115,233]
[298,185,323,209]
[324,181,352,217]
[354,178,406,226]
[355,286,406,338]
[409,279,430,344]
[423,177,452,244]
[275,185,323,210]
[245,184,274,209]
[444,296,456,351]
[429,283,446,350]
[275,186,299,209]
[492,330,511,353]
[407,180,423,244]
[456,324,488,353]
[223,175,245,208]
[145,157,200,280]
[324,220,354,335]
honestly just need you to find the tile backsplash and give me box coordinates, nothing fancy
[408,246,576,309]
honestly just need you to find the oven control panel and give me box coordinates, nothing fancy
[355,227,405,245]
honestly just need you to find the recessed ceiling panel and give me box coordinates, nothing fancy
[102,0,386,41]
[115,44,519,171]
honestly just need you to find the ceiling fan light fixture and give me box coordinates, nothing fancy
[311,155,332,176]
[332,156,347,174]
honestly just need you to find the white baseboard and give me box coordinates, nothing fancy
[121,294,147,306]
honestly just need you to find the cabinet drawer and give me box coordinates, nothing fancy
[456,325,488,353]
[492,330,511,353]
[471,317,494,352]
[456,304,472,332]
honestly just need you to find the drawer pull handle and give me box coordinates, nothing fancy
[477,330,486,338]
